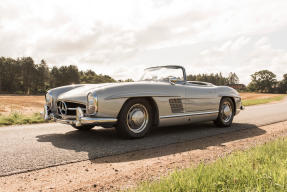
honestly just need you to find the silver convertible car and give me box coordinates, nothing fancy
[44,65,243,138]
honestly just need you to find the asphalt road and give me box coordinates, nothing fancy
[0,98,287,177]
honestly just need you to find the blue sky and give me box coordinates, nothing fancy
[1,0,287,84]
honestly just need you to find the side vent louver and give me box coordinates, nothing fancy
[169,98,184,113]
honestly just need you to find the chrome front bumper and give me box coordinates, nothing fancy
[43,105,117,127]
[235,101,245,115]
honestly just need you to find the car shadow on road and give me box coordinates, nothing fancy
[36,122,265,163]
[37,123,265,163]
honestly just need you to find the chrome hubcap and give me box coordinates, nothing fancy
[221,102,233,123]
[127,104,149,133]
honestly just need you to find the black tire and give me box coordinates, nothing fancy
[116,98,153,139]
[71,124,94,131]
[214,97,235,127]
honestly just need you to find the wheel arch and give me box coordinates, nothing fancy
[117,97,159,127]
[220,96,236,113]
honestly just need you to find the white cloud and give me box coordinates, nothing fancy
[186,36,287,84]
[0,0,287,83]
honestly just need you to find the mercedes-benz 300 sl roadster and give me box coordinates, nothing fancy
[44,65,243,138]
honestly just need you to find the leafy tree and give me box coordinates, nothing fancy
[35,60,50,93]
[0,57,22,93]
[50,67,61,88]
[228,72,240,84]
[65,65,80,85]
[118,79,134,82]
[19,57,37,94]
[50,65,80,87]
[124,78,134,82]
[278,74,287,93]
[80,70,116,84]
[248,70,277,93]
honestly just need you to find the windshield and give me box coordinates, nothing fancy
[140,67,184,82]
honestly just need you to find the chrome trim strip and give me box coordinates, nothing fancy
[160,111,219,119]
[105,94,181,100]
[67,108,86,111]
[183,97,216,100]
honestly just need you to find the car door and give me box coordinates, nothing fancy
[184,84,219,114]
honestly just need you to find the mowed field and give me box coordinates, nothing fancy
[0,93,285,116]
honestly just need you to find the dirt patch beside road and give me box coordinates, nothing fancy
[0,121,287,192]
[0,95,44,115]
[240,92,283,100]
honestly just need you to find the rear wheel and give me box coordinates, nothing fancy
[72,125,94,131]
[214,97,235,127]
[116,99,153,139]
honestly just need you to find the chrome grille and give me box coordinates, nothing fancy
[57,101,86,116]
[169,98,184,113]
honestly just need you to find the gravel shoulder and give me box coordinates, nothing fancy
[1,121,287,192]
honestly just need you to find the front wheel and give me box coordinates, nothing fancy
[214,97,235,127]
[116,99,153,139]
[72,124,94,131]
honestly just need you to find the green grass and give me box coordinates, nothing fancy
[134,138,287,192]
[242,95,286,106]
[0,112,46,126]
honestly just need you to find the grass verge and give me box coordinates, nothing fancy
[134,138,287,192]
[242,95,286,106]
[0,112,46,126]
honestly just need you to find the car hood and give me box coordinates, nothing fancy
[57,83,120,103]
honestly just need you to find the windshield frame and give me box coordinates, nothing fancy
[141,65,187,82]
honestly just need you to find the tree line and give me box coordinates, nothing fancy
[187,70,287,93]
[0,56,286,94]
[0,57,115,94]
[187,72,239,86]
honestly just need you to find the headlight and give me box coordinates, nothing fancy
[45,92,53,108]
[87,92,98,114]
[235,97,241,102]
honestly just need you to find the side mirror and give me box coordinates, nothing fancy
[168,77,177,85]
